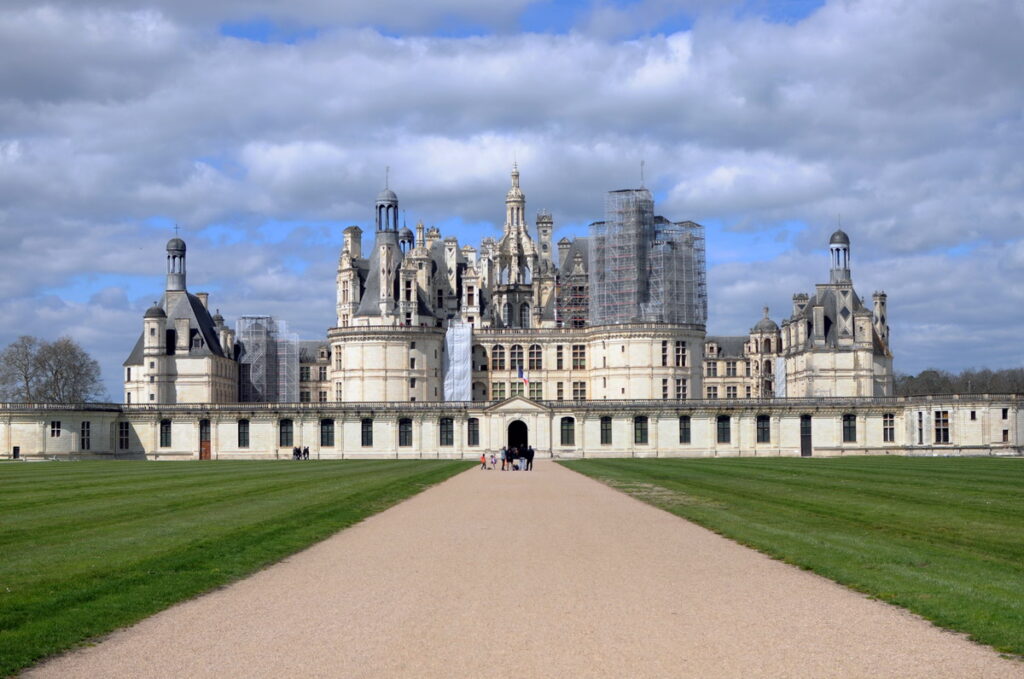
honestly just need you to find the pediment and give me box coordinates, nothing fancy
[484,396,550,413]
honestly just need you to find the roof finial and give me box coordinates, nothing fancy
[640,159,645,188]
[173,223,180,237]
[763,305,770,318]
[385,165,390,190]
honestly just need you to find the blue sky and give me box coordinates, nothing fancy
[0,0,1021,399]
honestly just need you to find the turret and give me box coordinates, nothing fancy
[143,302,167,356]
[375,188,399,232]
[505,163,526,233]
[166,237,186,293]
[872,291,889,344]
[829,229,851,284]
[536,210,553,263]
[343,226,362,259]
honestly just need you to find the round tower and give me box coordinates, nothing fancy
[829,229,851,284]
[376,188,399,232]
[166,237,186,292]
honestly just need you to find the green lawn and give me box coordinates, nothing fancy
[561,456,1024,658]
[0,459,472,676]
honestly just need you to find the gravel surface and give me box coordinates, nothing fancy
[28,461,1023,678]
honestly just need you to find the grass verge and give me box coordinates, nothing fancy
[0,459,472,676]
[561,456,1024,658]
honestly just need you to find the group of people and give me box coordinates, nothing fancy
[292,446,310,460]
[480,445,535,471]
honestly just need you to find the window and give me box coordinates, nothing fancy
[675,341,686,367]
[707,361,718,377]
[118,421,130,450]
[717,415,731,444]
[50,421,61,438]
[319,419,334,447]
[335,382,343,401]
[560,417,575,446]
[756,415,770,443]
[510,345,524,369]
[917,412,924,444]
[970,410,976,421]
[439,418,454,446]
[600,416,612,445]
[467,286,475,306]
[404,280,413,301]
[529,382,543,400]
[300,366,310,382]
[726,361,737,377]
[510,382,524,398]
[726,386,737,399]
[318,366,327,381]
[492,345,506,370]
[80,421,91,451]
[1002,408,1009,419]
[883,413,895,443]
[126,367,132,381]
[634,416,648,445]
[679,416,691,444]
[318,391,327,402]
[706,386,718,399]
[675,379,687,400]
[280,419,294,447]
[661,341,668,366]
[572,381,586,400]
[842,414,857,443]
[503,303,512,325]
[491,382,506,400]
[520,303,530,328]
[528,344,542,370]
[934,411,950,444]
[397,418,412,446]
[159,419,172,447]
[556,345,564,370]
[662,379,669,399]
[1003,430,1009,443]
[361,418,373,446]
[556,382,564,400]
[237,419,249,448]
[300,391,311,403]
[467,418,480,446]
[744,361,751,377]
[572,344,586,369]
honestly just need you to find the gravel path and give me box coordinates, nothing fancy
[29,461,1023,678]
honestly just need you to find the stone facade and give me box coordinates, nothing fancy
[3,396,1020,460]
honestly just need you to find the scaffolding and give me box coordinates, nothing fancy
[589,189,707,326]
[442,321,472,401]
[236,316,299,403]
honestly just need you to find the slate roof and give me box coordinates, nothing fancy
[705,335,747,358]
[123,292,226,366]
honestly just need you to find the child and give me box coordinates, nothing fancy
[490,453,497,469]
[480,453,487,470]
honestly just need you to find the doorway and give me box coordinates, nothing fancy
[199,419,211,460]
[800,414,812,457]
[507,420,528,451]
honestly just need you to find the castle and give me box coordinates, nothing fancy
[4,167,1017,461]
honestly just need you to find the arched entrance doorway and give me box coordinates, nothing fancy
[507,420,528,450]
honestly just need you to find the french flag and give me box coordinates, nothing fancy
[518,366,529,384]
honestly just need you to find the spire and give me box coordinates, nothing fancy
[511,162,520,189]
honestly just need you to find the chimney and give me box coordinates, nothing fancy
[195,292,209,309]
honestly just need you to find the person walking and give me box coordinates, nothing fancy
[302,446,309,460]
[490,453,497,469]
[499,446,507,471]
[480,453,487,470]
[526,445,534,471]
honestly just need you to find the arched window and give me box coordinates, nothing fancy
[520,303,530,328]
[159,419,171,447]
[763,338,772,353]
[509,345,524,369]
[503,303,512,326]
[560,417,575,446]
[473,345,488,371]
[600,416,612,445]
[491,345,506,370]
[399,418,413,447]
[528,344,542,370]
[279,419,293,447]
[634,416,649,445]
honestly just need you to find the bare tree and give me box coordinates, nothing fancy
[0,335,106,403]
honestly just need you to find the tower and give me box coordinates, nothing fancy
[829,229,851,284]
[376,188,399,232]
[166,237,186,293]
[505,163,526,234]
[873,291,889,344]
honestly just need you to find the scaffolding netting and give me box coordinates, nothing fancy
[443,321,472,402]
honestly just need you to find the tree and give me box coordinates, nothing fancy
[0,335,106,403]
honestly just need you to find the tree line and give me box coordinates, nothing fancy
[0,336,106,404]
[895,368,1024,396]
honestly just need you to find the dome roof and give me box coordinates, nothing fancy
[399,226,414,242]
[212,311,225,325]
[166,237,186,252]
[144,302,166,319]
[754,316,779,333]
[376,188,398,204]
[829,229,850,246]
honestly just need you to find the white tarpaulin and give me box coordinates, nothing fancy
[774,357,787,398]
[443,322,472,401]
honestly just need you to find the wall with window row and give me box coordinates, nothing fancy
[2,399,1019,460]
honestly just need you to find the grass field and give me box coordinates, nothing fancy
[0,459,472,676]
[561,456,1024,658]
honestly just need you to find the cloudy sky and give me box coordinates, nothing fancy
[1,0,1022,399]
